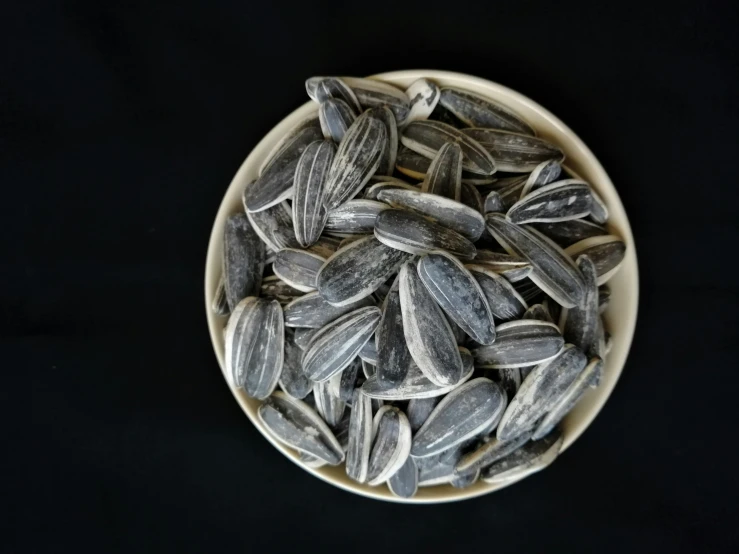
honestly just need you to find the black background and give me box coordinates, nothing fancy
[5,1,739,552]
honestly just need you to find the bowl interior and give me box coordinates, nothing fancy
[204,70,639,503]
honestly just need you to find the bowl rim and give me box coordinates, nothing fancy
[204,70,639,504]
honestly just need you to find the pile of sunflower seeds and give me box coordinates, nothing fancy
[214,76,626,498]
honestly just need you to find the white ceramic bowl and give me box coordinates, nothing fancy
[204,70,639,503]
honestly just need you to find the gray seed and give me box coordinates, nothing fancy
[333,412,352,452]
[316,235,412,306]
[438,87,535,135]
[532,357,604,441]
[565,235,627,285]
[417,252,496,344]
[308,77,362,113]
[225,297,284,399]
[401,120,497,176]
[364,180,420,200]
[405,78,441,123]
[343,77,410,125]
[283,291,374,328]
[313,373,346,427]
[523,303,553,323]
[292,140,335,247]
[212,275,230,316]
[507,180,593,224]
[366,406,412,486]
[378,189,485,241]
[258,115,322,177]
[367,106,398,176]
[244,126,323,212]
[279,331,313,399]
[245,201,300,253]
[486,213,586,308]
[519,160,563,199]
[223,213,265,311]
[375,209,477,260]
[302,306,382,382]
[420,142,463,200]
[272,249,326,292]
[388,455,419,498]
[466,265,528,321]
[471,319,564,369]
[412,378,506,458]
[375,281,413,387]
[407,397,440,432]
[346,388,373,483]
[462,128,564,173]
[417,455,457,487]
[339,358,362,403]
[460,182,485,214]
[589,188,609,224]
[455,430,533,476]
[358,338,378,365]
[399,262,463,387]
[451,469,480,488]
[485,367,522,401]
[559,255,606,359]
[496,344,587,441]
[260,275,303,305]
[532,219,608,248]
[318,98,357,143]
[324,111,387,210]
[395,145,432,180]
[484,190,505,214]
[482,428,563,484]
[258,391,344,465]
[325,199,389,235]
[298,451,327,468]
[598,285,611,314]
[293,327,319,350]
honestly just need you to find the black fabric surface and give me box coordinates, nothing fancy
[5,1,738,552]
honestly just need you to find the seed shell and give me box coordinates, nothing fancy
[223,213,265,311]
[420,142,463,200]
[462,128,564,173]
[366,406,412,486]
[292,140,335,247]
[559,255,606,359]
[346,388,373,483]
[564,235,627,285]
[482,429,563,484]
[272,248,326,292]
[466,264,528,321]
[438,87,535,135]
[245,201,300,252]
[318,98,357,143]
[506,180,593,224]
[471,319,564,369]
[325,200,389,235]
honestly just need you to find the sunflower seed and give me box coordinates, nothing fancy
[375,209,477,259]
[471,250,532,282]
[313,373,346,427]
[378,189,485,241]
[302,306,381,382]
[523,303,553,322]
[212,275,230,316]
[258,115,322,177]
[299,452,327,468]
[223,213,265,311]
[246,201,300,252]
[279,331,312,399]
[417,252,496,344]
[272,249,325,292]
[407,397,440,432]
[565,235,626,285]
[506,180,593,225]
[399,262,463,387]
[519,160,563,199]
[358,338,378,365]
[258,391,344,465]
[401,120,496,175]
[531,219,608,248]
[486,213,586,308]
[466,265,528,321]
[325,199,389,235]
[412,378,506,458]
[417,455,457,486]
[496,344,587,440]
[395,145,431,180]
[367,106,398,176]
[225,297,284,399]
[318,98,357,143]
[495,175,530,210]
[455,430,533,476]
[485,367,522,401]
[316,235,412,306]
[559,255,605,359]
[338,358,362,404]
[365,406,412,486]
[307,77,362,113]
[375,282,413,387]
[482,428,563,484]
[346,388,373,483]
[364,180,420,200]
[388,455,419,498]
[471,319,564,369]
[451,469,479,488]
[462,128,564,173]
[283,291,372,329]
[292,140,335,247]
[429,102,465,128]
[333,412,352,452]
[532,357,603,441]
[293,327,319,350]
[588,187,609,224]
[438,87,534,134]
[460,182,484,214]
[260,275,303,305]
[598,285,611,314]
[404,78,441,124]
[420,142,463,200]
[343,77,410,125]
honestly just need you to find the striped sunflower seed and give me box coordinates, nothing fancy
[507,180,593,224]
[364,179,420,200]
[366,406,412,486]
[589,187,609,224]
[307,77,362,113]
[482,428,563,484]
[258,391,344,465]
[471,250,532,282]
[223,213,265,311]
[471,319,564,369]
[367,106,398,176]
[564,235,626,285]
[260,275,303,305]
[318,98,357,143]
[338,358,362,403]
[298,452,327,468]
[283,291,373,328]
[466,264,528,321]
[462,128,564,173]
[417,252,496,345]
[346,388,373,483]
[387,456,419,498]
[559,255,606,359]
[420,142,463,200]
[377,189,485,241]
[532,219,608,248]
[316,235,412,306]
[438,87,535,135]
[272,248,326,292]
[375,209,477,260]
[486,213,586,307]
[519,160,563,199]
[292,140,335,247]
[245,201,300,252]
[313,373,347,427]
[225,297,284,399]
[302,306,382,382]
[325,199,389,235]
[342,77,410,125]
[279,330,313,400]
[412,378,507,458]
[258,114,322,177]
[395,145,432,180]
[401,120,497,175]
[495,175,530,211]
[405,78,441,124]
[375,280,413,387]
[455,430,533,477]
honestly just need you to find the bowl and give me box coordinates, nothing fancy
[204,70,639,503]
